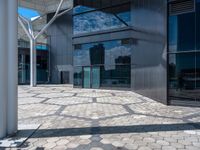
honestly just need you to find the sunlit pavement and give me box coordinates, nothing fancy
[7,85,200,150]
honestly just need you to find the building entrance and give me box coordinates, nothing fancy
[83,66,100,88]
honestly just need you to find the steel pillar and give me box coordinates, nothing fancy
[0,0,18,139]
[7,0,18,135]
[30,39,37,87]
[21,54,26,84]
[0,0,8,139]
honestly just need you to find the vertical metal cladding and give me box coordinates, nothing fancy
[47,12,73,84]
[131,0,168,104]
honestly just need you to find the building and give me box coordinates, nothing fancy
[46,0,200,107]
[18,40,49,84]
[16,0,200,106]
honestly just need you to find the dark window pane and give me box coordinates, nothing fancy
[74,67,82,87]
[100,66,112,87]
[110,65,130,87]
[196,52,200,101]
[100,65,130,88]
[196,1,200,50]
[168,13,195,52]
[168,53,196,101]
[89,43,105,65]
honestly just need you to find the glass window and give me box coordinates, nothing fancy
[73,39,132,88]
[74,67,83,87]
[73,4,130,35]
[110,65,130,87]
[168,53,196,101]
[89,43,105,65]
[168,13,195,52]
[73,45,91,66]
[100,66,112,87]
[196,52,200,101]
[100,65,130,88]
[196,0,200,50]
[73,5,95,14]
[74,39,132,67]
[104,40,131,68]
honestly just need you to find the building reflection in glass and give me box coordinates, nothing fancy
[168,0,200,103]
[73,39,132,88]
[73,2,131,35]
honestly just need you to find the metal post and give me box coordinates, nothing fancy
[30,39,37,87]
[0,0,7,139]
[22,54,26,84]
[7,0,18,135]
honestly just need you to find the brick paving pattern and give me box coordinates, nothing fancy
[6,85,200,150]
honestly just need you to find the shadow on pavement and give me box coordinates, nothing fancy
[17,122,200,138]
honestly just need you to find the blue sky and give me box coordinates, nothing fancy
[18,7,40,19]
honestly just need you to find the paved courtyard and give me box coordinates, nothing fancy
[6,85,200,150]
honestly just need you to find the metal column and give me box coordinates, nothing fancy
[0,0,18,139]
[0,0,8,139]
[30,39,37,87]
[21,54,26,84]
[7,0,18,135]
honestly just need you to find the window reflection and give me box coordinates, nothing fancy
[196,53,200,100]
[73,5,95,14]
[73,3,131,35]
[168,53,196,101]
[73,39,132,88]
[168,0,200,103]
[168,13,195,52]
[101,65,130,87]
[74,40,132,67]
[74,67,82,87]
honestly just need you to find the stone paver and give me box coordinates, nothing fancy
[4,85,200,150]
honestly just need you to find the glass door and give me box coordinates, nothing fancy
[92,67,100,88]
[83,67,91,88]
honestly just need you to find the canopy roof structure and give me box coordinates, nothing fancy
[18,0,73,43]
[18,0,73,16]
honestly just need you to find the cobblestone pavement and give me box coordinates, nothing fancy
[6,85,200,150]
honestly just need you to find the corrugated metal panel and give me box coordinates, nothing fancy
[169,0,195,15]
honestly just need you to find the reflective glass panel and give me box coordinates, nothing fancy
[83,67,91,88]
[168,13,195,52]
[74,67,82,87]
[168,53,196,101]
[196,53,200,101]
[73,4,130,35]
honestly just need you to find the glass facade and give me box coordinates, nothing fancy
[73,0,131,35]
[168,0,200,102]
[18,51,48,84]
[73,39,132,88]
